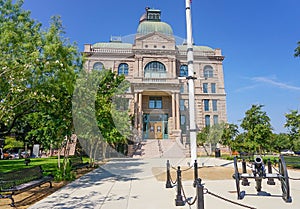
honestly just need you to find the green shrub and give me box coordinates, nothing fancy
[54,163,75,181]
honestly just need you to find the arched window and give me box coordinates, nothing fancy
[118,63,128,75]
[93,62,104,71]
[204,65,213,78]
[144,61,166,78]
[179,65,188,77]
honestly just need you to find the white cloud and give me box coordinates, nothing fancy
[252,76,300,91]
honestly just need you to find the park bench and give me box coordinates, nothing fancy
[69,156,89,170]
[0,166,53,207]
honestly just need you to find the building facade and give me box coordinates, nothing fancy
[83,8,227,145]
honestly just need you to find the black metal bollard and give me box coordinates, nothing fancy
[267,159,276,185]
[175,166,185,206]
[241,159,250,186]
[193,160,198,187]
[166,160,172,188]
[196,178,205,209]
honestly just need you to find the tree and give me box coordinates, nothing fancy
[240,104,272,154]
[270,133,292,153]
[295,41,300,57]
[0,0,43,137]
[285,110,300,151]
[197,123,225,155]
[0,0,82,178]
[221,123,239,155]
[3,137,23,151]
[73,69,130,164]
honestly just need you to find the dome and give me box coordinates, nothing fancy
[137,21,173,36]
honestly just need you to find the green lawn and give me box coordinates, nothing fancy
[0,156,90,173]
[0,157,62,173]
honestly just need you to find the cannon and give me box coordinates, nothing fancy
[232,155,292,203]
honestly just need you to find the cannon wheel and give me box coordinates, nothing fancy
[233,156,242,199]
[279,155,292,203]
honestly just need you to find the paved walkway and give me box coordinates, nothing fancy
[29,157,300,209]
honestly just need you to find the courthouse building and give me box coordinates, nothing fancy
[83,8,227,144]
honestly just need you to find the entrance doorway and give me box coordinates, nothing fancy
[143,114,168,139]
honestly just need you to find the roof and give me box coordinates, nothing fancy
[92,42,133,48]
[176,45,214,51]
[137,21,173,36]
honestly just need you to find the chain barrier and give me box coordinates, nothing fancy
[181,184,198,206]
[205,188,257,209]
[169,172,177,185]
[171,165,193,172]
[169,159,259,209]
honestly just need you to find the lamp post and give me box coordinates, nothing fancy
[185,0,197,164]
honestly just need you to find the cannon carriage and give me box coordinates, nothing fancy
[232,155,292,203]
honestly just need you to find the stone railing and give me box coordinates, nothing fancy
[91,47,133,54]
[177,50,215,56]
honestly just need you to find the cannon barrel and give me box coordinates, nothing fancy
[254,156,264,168]
[254,156,263,164]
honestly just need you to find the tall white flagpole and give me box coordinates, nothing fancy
[185,0,197,164]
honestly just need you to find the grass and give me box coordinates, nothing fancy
[220,154,300,169]
[0,156,90,173]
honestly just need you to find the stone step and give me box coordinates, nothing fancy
[132,139,188,159]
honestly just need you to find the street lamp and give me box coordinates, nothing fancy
[185,0,197,164]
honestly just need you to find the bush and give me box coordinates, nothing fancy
[54,163,75,181]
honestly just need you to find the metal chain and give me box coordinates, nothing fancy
[169,173,177,185]
[181,184,198,206]
[205,188,257,209]
[171,165,193,172]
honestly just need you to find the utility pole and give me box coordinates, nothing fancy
[185,0,197,164]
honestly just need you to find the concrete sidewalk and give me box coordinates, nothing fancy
[29,157,300,209]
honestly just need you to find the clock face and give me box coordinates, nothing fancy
[93,62,103,71]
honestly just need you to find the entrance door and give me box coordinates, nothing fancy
[143,114,168,139]
[154,122,163,139]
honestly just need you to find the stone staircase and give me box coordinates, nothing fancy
[133,139,189,159]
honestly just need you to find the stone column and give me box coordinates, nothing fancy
[172,59,176,78]
[172,93,176,130]
[134,93,138,129]
[175,93,180,130]
[138,58,143,77]
[138,92,143,132]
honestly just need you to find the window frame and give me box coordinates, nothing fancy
[93,62,104,71]
[212,99,218,111]
[149,96,163,109]
[204,65,214,78]
[204,99,209,111]
[118,63,129,76]
[179,65,188,77]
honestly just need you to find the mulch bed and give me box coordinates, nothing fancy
[0,167,95,209]
[152,166,236,181]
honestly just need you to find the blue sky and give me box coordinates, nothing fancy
[22,0,300,133]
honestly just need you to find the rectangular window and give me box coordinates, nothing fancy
[205,115,210,127]
[180,99,185,111]
[212,100,218,111]
[203,83,208,93]
[180,85,184,93]
[204,99,209,111]
[213,115,219,125]
[180,115,186,134]
[211,83,216,93]
[149,96,162,109]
